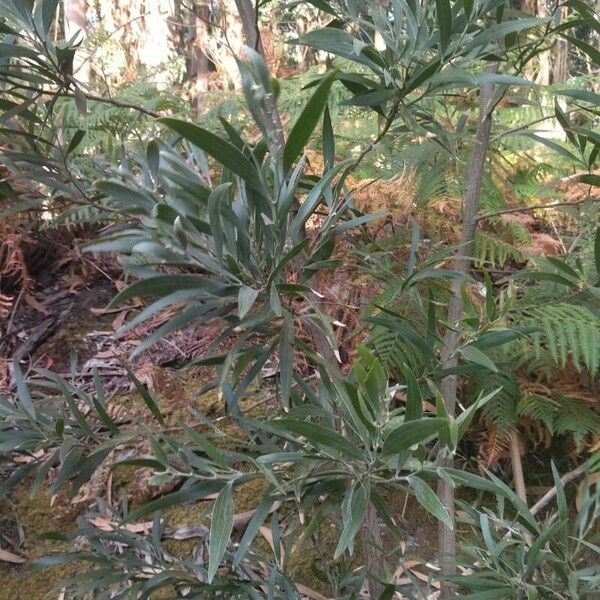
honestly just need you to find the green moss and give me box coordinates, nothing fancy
[287,518,340,595]
[0,486,83,600]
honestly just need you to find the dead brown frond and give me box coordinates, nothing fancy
[477,418,512,472]
[0,225,31,292]
[523,232,563,257]
[0,292,12,320]
[519,417,552,449]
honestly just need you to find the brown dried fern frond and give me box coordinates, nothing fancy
[477,417,512,472]
[0,229,30,290]
[0,292,12,319]
[519,416,552,450]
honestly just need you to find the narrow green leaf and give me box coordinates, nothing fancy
[435,0,452,56]
[544,257,580,281]
[466,589,515,599]
[238,286,260,320]
[464,18,543,54]
[512,270,578,288]
[298,29,384,71]
[521,133,583,165]
[554,100,577,147]
[124,481,223,522]
[562,34,600,66]
[262,419,363,459]
[457,388,500,441]
[304,0,337,15]
[158,118,265,196]
[364,315,434,358]
[322,105,335,170]
[41,0,60,35]
[207,183,231,266]
[208,484,235,583]
[95,180,156,213]
[460,346,498,372]
[12,360,35,418]
[410,476,452,529]
[383,418,447,455]
[334,481,369,558]
[125,367,164,424]
[595,228,600,276]
[66,129,86,156]
[579,174,600,187]
[279,311,294,408]
[146,139,160,183]
[234,491,276,568]
[92,369,119,435]
[554,88,600,106]
[289,160,350,238]
[269,238,310,284]
[284,70,338,170]
[108,275,227,307]
[401,364,422,421]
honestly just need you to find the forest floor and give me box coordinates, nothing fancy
[0,269,574,599]
[0,174,594,598]
[0,272,447,598]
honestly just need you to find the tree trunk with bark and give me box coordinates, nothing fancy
[186,1,213,111]
[63,0,90,83]
[438,63,499,598]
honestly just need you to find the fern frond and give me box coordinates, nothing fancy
[553,395,600,448]
[477,419,512,471]
[474,232,522,268]
[516,394,558,432]
[368,325,426,374]
[475,371,520,433]
[509,304,600,376]
[364,277,430,376]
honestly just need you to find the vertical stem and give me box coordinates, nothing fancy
[363,502,386,599]
[509,429,528,504]
[233,0,284,157]
[438,62,499,598]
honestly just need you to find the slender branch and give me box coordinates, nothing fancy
[509,430,528,504]
[438,61,499,599]
[352,97,402,170]
[491,108,580,143]
[530,463,587,516]
[57,89,161,119]
[477,199,591,221]
[0,79,161,118]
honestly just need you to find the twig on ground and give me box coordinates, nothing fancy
[530,462,588,516]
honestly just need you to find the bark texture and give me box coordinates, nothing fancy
[438,62,499,598]
[64,0,90,82]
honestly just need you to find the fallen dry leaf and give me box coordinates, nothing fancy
[0,548,26,564]
[295,583,331,600]
[12,449,46,464]
[23,293,50,315]
[259,526,285,563]
[89,516,153,534]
